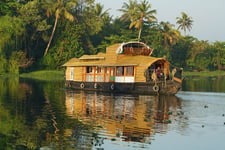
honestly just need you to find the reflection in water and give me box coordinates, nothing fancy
[65,90,185,148]
[183,76,225,92]
[1,77,225,149]
[0,78,70,149]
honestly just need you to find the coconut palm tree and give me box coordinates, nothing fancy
[159,21,180,48]
[176,12,193,36]
[135,0,157,40]
[118,0,137,22]
[119,0,157,41]
[94,3,110,22]
[42,0,77,56]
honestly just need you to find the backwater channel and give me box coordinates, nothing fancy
[0,76,225,150]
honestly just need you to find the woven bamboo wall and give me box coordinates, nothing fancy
[105,44,120,63]
[65,67,83,81]
[74,67,83,81]
[135,65,147,82]
[65,67,71,80]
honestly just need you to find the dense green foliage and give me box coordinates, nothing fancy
[0,0,224,74]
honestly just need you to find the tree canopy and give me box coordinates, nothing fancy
[176,12,194,36]
[0,0,224,74]
[119,0,157,40]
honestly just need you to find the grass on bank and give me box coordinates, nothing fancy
[183,70,225,77]
[0,73,19,78]
[19,70,64,81]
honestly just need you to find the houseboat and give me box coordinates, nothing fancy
[63,41,183,95]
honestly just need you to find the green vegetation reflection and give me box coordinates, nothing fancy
[0,78,92,149]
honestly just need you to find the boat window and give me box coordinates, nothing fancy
[116,67,124,76]
[111,67,115,76]
[106,67,110,74]
[70,67,74,80]
[96,67,103,74]
[126,66,134,76]
[86,66,93,73]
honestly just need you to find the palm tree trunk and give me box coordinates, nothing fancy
[44,16,58,56]
[184,28,186,37]
[138,27,142,41]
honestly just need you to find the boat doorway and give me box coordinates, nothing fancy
[145,62,167,82]
[109,67,115,82]
[145,66,154,82]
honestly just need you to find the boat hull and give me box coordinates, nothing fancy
[65,80,182,95]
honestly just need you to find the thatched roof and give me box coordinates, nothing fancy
[63,42,166,68]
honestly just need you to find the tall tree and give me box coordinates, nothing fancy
[119,0,157,41]
[42,0,77,56]
[0,0,20,16]
[135,0,157,40]
[94,3,110,22]
[90,3,111,47]
[209,42,225,70]
[87,2,110,34]
[159,21,180,48]
[19,0,51,59]
[176,12,193,36]
[118,0,137,22]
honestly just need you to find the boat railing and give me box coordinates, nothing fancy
[123,47,152,55]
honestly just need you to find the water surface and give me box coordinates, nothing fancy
[0,76,225,149]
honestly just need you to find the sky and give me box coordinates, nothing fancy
[96,0,225,42]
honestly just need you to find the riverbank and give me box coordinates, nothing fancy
[183,71,225,77]
[19,70,64,81]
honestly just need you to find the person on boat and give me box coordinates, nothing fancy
[172,68,177,80]
[156,67,163,80]
[151,70,157,82]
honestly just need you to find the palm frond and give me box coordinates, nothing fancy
[64,10,74,21]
